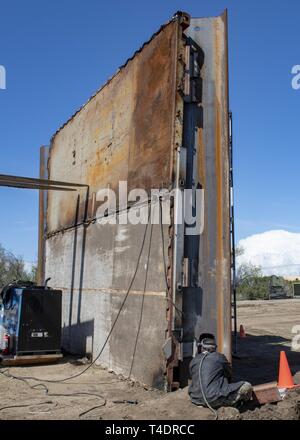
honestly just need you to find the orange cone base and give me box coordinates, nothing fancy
[239,325,246,338]
[277,351,295,389]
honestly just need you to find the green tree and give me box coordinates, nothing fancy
[235,247,293,300]
[236,262,268,300]
[0,243,37,288]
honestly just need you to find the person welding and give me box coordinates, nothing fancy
[189,334,252,411]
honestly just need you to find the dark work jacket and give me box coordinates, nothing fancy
[188,351,244,405]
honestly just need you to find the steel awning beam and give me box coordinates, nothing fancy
[0,173,88,188]
[0,182,76,191]
[0,173,88,192]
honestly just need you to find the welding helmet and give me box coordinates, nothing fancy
[199,334,217,352]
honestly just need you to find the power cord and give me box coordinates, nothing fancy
[158,197,184,318]
[129,222,153,378]
[0,368,106,416]
[0,199,183,418]
[0,215,154,417]
[0,217,150,385]
[0,401,55,414]
[198,352,218,420]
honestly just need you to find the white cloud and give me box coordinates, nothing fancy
[237,230,300,277]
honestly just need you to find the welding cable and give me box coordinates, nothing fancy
[78,405,105,418]
[198,353,218,420]
[129,222,154,378]
[55,211,151,382]
[0,369,106,415]
[1,198,177,386]
[79,398,139,418]
[158,197,184,318]
[129,195,182,381]
[0,212,151,385]
[0,215,151,415]
[0,401,54,413]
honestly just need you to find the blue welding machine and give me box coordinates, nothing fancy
[0,283,62,356]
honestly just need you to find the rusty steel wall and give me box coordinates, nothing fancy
[46,213,170,387]
[43,11,231,389]
[184,12,231,361]
[45,17,187,388]
[47,20,181,234]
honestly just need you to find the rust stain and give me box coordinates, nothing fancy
[197,122,210,294]
[213,12,231,359]
[129,22,177,190]
[47,21,179,233]
[215,103,224,353]
[170,24,185,185]
[213,18,224,352]
[163,20,186,389]
[50,17,180,142]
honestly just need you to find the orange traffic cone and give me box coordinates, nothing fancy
[277,351,295,389]
[239,325,246,338]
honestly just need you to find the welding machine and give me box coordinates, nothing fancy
[0,282,62,357]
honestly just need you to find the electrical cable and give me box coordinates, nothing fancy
[129,222,153,378]
[0,401,53,413]
[0,199,182,417]
[0,215,153,417]
[198,352,218,420]
[0,368,106,415]
[78,405,105,418]
[0,214,151,385]
[158,197,184,318]
[2,196,179,378]
[129,196,183,380]
[0,369,136,418]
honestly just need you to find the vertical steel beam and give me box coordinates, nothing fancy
[37,146,50,285]
[184,11,231,362]
[229,112,238,354]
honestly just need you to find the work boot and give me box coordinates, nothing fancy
[233,382,253,405]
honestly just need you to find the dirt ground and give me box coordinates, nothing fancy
[233,299,300,385]
[0,299,299,420]
[0,360,212,420]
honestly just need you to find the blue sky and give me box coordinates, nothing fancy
[0,0,299,263]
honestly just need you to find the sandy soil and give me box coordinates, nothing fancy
[0,299,299,420]
[233,299,300,385]
[0,360,212,420]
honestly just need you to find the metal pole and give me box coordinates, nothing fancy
[229,112,238,354]
[0,173,87,188]
[37,146,49,285]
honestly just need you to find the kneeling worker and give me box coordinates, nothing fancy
[189,334,252,409]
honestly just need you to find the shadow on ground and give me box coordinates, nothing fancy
[232,333,300,385]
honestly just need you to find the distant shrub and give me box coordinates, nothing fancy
[0,243,36,289]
